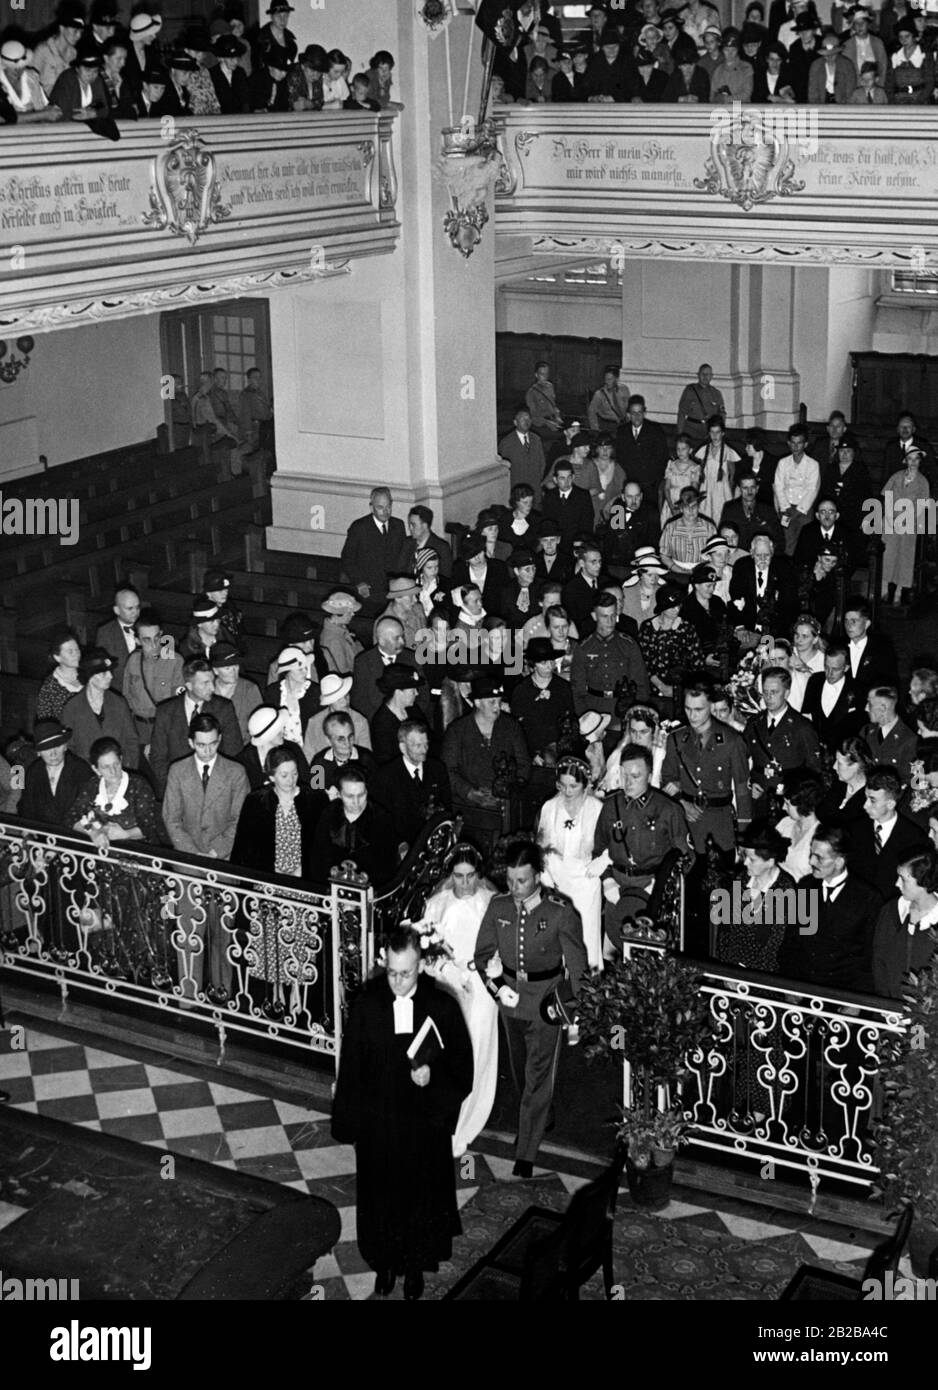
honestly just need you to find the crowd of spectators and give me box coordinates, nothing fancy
[489,0,938,105]
[0,1,398,125]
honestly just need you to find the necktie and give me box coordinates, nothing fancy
[522,435,529,448]
[380,522,387,536]
[194,701,203,715]
[757,572,765,596]
[822,884,829,902]
[202,765,210,792]
[412,766,422,782]
[867,90,873,103]
[874,823,883,854]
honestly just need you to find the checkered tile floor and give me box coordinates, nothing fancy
[0,1021,883,1300]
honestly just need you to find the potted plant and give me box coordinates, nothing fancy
[873,953,938,1276]
[577,946,715,1209]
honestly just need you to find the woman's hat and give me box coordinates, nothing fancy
[213,34,246,57]
[579,710,611,743]
[33,720,71,751]
[191,595,220,622]
[387,575,420,597]
[691,564,717,585]
[280,611,317,643]
[248,706,282,742]
[537,518,562,539]
[471,673,505,701]
[81,648,116,676]
[526,637,556,665]
[203,568,231,591]
[509,548,535,570]
[130,13,162,35]
[702,536,729,556]
[655,584,685,613]
[319,673,353,705]
[276,646,308,674]
[413,547,439,574]
[460,530,486,559]
[208,643,241,670]
[321,588,361,617]
[377,663,424,696]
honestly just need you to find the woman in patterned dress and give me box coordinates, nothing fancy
[35,626,84,723]
[230,746,329,1017]
[69,736,168,984]
[637,585,705,713]
[659,435,702,528]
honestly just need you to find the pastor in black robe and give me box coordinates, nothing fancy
[331,973,473,1276]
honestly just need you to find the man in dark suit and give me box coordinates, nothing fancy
[842,598,899,697]
[371,720,452,859]
[793,496,854,572]
[778,824,879,992]
[882,412,936,489]
[810,409,848,474]
[801,645,864,752]
[398,505,453,580]
[350,617,427,724]
[562,542,606,639]
[540,461,594,556]
[721,476,785,552]
[744,665,823,803]
[162,712,250,999]
[18,720,93,827]
[149,657,243,793]
[860,687,918,784]
[729,533,798,635]
[340,487,407,612]
[735,428,779,508]
[498,406,547,495]
[847,767,930,900]
[95,583,142,694]
[615,396,669,498]
[602,480,661,575]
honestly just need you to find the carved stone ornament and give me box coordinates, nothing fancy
[694,112,806,213]
[531,236,927,268]
[142,128,232,245]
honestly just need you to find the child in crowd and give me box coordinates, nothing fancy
[850,59,887,104]
[344,72,380,110]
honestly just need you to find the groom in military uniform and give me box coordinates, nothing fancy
[474,839,587,1178]
[593,743,693,950]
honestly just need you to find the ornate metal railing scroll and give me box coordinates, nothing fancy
[0,815,367,1071]
[683,964,907,1190]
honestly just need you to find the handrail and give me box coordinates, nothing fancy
[0,809,460,1071]
[622,945,907,1192]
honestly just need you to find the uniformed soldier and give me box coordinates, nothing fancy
[570,591,650,722]
[661,678,752,853]
[474,839,587,1178]
[592,743,694,949]
[743,665,822,806]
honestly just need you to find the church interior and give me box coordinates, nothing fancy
[1,0,938,1333]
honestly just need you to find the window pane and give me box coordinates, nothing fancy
[227,317,241,332]
[213,316,226,332]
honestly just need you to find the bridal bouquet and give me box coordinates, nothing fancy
[726,650,763,718]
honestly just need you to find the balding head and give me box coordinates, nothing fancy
[375,616,404,656]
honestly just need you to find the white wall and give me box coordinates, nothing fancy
[793,268,878,419]
[0,317,163,469]
[496,288,621,340]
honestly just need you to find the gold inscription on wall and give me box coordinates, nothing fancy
[0,145,368,243]
[0,166,146,239]
[216,149,368,214]
[517,131,937,203]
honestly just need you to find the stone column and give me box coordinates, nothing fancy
[266,1,502,560]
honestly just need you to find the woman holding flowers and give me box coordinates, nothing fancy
[422,843,498,1157]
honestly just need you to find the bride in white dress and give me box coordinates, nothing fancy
[536,754,604,970]
[422,843,498,1158]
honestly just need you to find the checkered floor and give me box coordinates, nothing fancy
[0,1021,883,1300]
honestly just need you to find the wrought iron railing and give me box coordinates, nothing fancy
[0,812,459,1071]
[682,964,907,1191]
